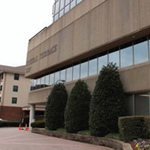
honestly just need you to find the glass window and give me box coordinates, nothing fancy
[89,58,97,76]
[37,78,41,85]
[14,74,19,80]
[125,94,134,116]
[60,69,66,81]
[12,97,17,104]
[65,5,70,14]
[98,55,107,72]
[54,14,59,21]
[109,50,119,67]
[134,40,148,65]
[77,0,82,4]
[55,1,60,14]
[50,73,54,85]
[67,67,72,82]
[135,93,149,115]
[73,64,80,80]
[121,44,133,68]
[41,76,45,85]
[59,9,64,17]
[55,71,60,83]
[13,85,18,92]
[65,0,70,5]
[45,75,50,86]
[81,61,88,78]
[60,0,65,9]
[71,0,76,9]
[30,79,36,90]
[0,85,2,91]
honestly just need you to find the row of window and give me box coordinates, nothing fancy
[53,0,83,22]
[31,36,150,90]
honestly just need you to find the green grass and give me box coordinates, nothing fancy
[56,128,66,132]
[77,130,90,135]
[104,133,120,140]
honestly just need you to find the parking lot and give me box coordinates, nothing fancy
[0,128,113,150]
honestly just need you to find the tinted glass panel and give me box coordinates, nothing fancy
[67,67,72,82]
[65,0,70,5]
[77,0,82,4]
[41,76,45,85]
[60,0,65,9]
[60,69,66,81]
[55,71,60,83]
[73,64,80,80]
[135,93,149,115]
[50,73,54,85]
[98,55,107,72]
[71,0,76,9]
[55,1,60,13]
[81,62,88,78]
[45,75,50,86]
[65,5,70,13]
[109,50,119,67]
[89,58,97,76]
[134,41,148,64]
[121,46,133,68]
[37,78,41,85]
[59,9,64,17]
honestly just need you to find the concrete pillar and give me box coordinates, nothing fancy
[29,104,35,129]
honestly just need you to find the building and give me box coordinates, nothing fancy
[26,0,150,125]
[0,65,30,120]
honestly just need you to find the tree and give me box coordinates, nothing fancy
[89,63,125,137]
[65,80,91,133]
[45,83,68,130]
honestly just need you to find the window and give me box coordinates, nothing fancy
[50,73,54,85]
[60,69,66,81]
[121,43,133,68]
[66,67,72,82]
[109,49,119,67]
[1,73,3,80]
[73,64,80,80]
[12,97,17,104]
[71,0,76,9]
[77,0,82,4]
[89,58,97,76]
[0,97,1,103]
[45,75,50,86]
[81,61,88,78]
[55,71,60,83]
[134,38,148,65]
[0,86,2,91]
[14,74,19,80]
[13,86,18,92]
[98,54,107,72]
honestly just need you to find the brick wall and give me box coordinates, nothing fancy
[0,106,23,120]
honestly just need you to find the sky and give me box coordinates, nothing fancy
[0,0,54,67]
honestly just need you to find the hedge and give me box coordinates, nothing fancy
[31,120,45,128]
[0,121,20,127]
[118,116,150,142]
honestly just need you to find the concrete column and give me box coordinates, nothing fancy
[29,104,35,129]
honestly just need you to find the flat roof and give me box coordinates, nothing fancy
[0,65,25,75]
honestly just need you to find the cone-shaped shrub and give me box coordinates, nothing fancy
[65,80,91,133]
[89,63,125,137]
[45,83,68,130]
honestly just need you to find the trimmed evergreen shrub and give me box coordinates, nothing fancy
[118,116,150,142]
[0,121,20,127]
[65,80,91,133]
[31,120,45,128]
[45,83,68,130]
[89,63,125,137]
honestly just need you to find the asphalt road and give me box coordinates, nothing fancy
[0,128,113,150]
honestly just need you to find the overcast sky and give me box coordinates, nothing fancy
[0,0,54,67]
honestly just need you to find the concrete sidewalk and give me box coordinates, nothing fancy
[0,128,113,150]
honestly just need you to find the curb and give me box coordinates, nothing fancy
[32,128,132,150]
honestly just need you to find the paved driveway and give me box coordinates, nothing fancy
[0,128,113,150]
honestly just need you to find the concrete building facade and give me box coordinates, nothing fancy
[0,65,30,120]
[26,0,150,124]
